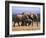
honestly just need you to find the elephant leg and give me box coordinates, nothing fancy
[28,22,31,26]
[13,21,15,27]
[25,22,27,26]
[24,21,26,26]
[18,22,20,26]
[21,21,24,26]
[37,19,38,27]
[32,21,33,26]
[24,22,26,26]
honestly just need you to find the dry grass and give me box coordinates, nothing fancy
[12,22,40,31]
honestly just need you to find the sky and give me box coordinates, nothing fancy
[12,6,40,15]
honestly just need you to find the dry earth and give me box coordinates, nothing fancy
[12,22,40,31]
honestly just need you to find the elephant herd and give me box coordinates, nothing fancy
[12,13,39,27]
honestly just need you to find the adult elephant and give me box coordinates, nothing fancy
[24,13,37,26]
[23,14,33,26]
[13,14,26,27]
[22,12,34,26]
[30,13,38,26]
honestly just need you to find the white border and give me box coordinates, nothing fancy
[9,3,43,35]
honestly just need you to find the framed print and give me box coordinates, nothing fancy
[5,1,45,37]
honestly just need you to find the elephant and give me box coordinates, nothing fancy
[13,14,33,27]
[24,13,38,26]
[23,14,33,26]
[13,14,26,27]
[30,13,39,26]
[13,13,39,27]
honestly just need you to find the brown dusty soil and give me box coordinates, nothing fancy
[12,22,40,31]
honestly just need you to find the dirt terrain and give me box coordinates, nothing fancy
[12,22,40,31]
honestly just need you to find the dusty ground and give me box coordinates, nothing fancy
[12,22,40,31]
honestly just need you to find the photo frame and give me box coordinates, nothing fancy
[5,1,45,37]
